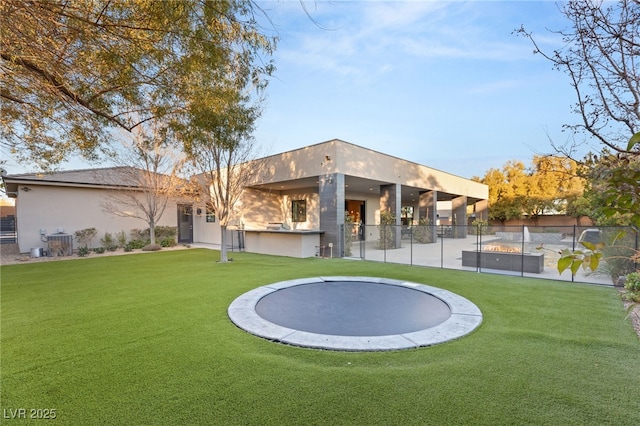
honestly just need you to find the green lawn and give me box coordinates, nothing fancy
[1,249,639,425]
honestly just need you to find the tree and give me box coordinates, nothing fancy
[565,194,593,225]
[516,0,639,157]
[583,147,640,228]
[517,1,639,274]
[521,156,584,224]
[477,157,583,224]
[1,0,276,168]
[185,88,267,263]
[101,123,189,246]
[558,134,640,276]
[477,161,527,224]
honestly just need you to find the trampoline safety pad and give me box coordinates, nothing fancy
[227,277,482,351]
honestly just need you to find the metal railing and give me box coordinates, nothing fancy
[0,217,16,244]
[343,224,638,285]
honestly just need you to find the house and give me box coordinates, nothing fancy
[2,167,182,254]
[3,139,488,258]
[190,139,488,257]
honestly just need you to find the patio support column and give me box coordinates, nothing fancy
[451,195,468,238]
[474,199,489,222]
[319,172,345,257]
[380,183,401,249]
[419,190,437,243]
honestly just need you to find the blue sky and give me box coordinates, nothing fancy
[252,0,595,178]
[4,1,599,179]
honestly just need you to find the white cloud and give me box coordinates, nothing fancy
[276,0,545,85]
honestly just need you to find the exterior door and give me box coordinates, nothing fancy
[177,204,193,243]
[345,200,366,240]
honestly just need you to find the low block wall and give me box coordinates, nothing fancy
[461,250,544,273]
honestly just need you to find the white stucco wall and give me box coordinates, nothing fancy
[237,188,320,231]
[15,185,178,253]
[192,204,221,245]
[252,140,488,201]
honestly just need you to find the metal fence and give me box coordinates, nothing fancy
[343,224,638,285]
[0,217,17,244]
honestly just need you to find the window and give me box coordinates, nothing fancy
[292,200,306,222]
[206,206,216,223]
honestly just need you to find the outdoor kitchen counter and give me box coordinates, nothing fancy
[244,229,325,258]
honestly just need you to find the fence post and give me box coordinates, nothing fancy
[383,224,387,263]
[477,223,481,273]
[634,228,639,271]
[410,227,413,266]
[440,225,444,269]
[572,225,577,283]
[520,225,525,277]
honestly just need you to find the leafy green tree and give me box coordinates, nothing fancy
[1,0,276,168]
[478,156,584,225]
[487,198,522,225]
[558,134,640,276]
[521,156,584,225]
[479,161,526,224]
[565,194,593,225]
[185,87,267,263]
[578,149,640,227]
[599,149,640,229]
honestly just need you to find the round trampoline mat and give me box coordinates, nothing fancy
[228,277,482,351]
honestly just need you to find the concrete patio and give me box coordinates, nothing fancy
[346,235,613,286]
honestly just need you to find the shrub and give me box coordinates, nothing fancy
[93,247,105,254]
[127,239,147,250]
[343,213,354,257]
[598,243,637,283]
[100,232,118,251]
[160,237,176,248]
[116,231,127,248]
[377,210,397,249]
[142,243,161,252]
[414,217,435,243]
[101,232,114,247]
[128,227,176,245]
[123,243,134,252]
[624,272,640,303]
[129,228,150,242]
[75,228,97,248]
[155,226,177,240]
[77,246,89,257]
[469,219,488,236]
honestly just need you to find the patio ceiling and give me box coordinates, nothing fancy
[249,175,473,205]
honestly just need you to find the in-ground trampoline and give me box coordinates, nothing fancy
[228,276,482,351]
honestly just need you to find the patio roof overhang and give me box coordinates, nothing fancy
[248,175,483,206]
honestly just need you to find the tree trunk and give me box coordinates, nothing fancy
[149,222,156,245]
[220,225,228,263]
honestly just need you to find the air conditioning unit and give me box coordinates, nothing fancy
[47,233,73,257]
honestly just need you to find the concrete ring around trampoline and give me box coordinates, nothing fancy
[227,276,483,351]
